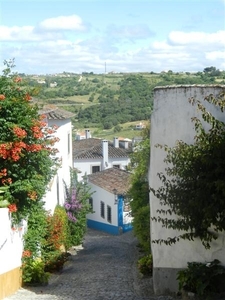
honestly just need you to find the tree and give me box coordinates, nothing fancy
[128,124,150,252]
[0,59,59,222]
[151,91,225,249]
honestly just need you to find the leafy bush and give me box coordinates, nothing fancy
[64,169,92,246]
[22,257,50,285]
[132,205,150,253]
[177,259,225,299]
[44,252,71,273]
[137,254,153,276]
[46,205,71,251]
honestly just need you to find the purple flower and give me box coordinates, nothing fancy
[67,211,77,223]
[64,202,71,210]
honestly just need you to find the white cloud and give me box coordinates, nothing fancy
[0,26,34,41]
[0,25,224,74]
[168,30,225,46]
[205,51,225,61]
[106,24,155,40]
[37,15,85,31]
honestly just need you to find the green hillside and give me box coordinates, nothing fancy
[24,68,225,139]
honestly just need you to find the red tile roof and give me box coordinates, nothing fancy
[87,167,131,194]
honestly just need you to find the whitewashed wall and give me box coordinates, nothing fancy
[75,157,130,182]
[43,119,73,213]
[149,85,225,295]
[87,183,118,227]
[0,208,26,275]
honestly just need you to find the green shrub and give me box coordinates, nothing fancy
[44,251,71,273]
[46,205,71,251]
[137,254,153,276]
[132,205,150,253]
[177,259,225,299]
[22,258,50,285]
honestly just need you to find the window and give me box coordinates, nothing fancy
[100,201,105,218]
[68,133,70,155]
[113,165,120,169]
[89,197,93,209]
[107,205,112,223]
[92,165,100,173]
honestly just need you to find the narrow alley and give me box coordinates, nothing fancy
[4,229,174,300]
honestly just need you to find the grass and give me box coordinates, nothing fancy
[74,120,148,140]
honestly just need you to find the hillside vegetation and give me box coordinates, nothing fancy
[24,67,225,139]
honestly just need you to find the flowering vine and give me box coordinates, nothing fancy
[0,59,59,221]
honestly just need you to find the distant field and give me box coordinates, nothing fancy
[73,120,148,140]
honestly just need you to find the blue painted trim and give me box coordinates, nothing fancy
[118,195,123,226]
[122,223,133,233]
[87,219,120,235]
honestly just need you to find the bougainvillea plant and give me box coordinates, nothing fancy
[0,59,59,222]
[64,169,93,245]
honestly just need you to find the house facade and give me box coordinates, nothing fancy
[73,131,132,182]
[40,106,74,213]
[86,168,133,235]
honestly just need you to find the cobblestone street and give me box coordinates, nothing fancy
[4,229,175,300]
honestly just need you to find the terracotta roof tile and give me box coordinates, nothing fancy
[87,167,131,194]
[39,105,74,120]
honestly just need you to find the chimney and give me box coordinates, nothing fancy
[102,140,108,169]
[85,129,90,139]
[120,140,129,149]
[113,137,119,148]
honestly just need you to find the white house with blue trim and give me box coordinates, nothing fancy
[86,167,133,235]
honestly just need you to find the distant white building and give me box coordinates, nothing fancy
[50,82,57,88]
[73,130,132,182]
[87,167,133,235]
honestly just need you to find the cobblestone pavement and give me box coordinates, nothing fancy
[4,229,176,300]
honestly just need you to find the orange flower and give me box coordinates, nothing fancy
[31,126,43,138]
[8,203,17,213]
[28,191,37,201]
[0,168,7,177]
[24,93,32,101]
[14,77,22,83]
[2,177,12,185]
[0,94,5,100]
[22,250,32,258]
[13,127,27,138]
[26,144,42,152]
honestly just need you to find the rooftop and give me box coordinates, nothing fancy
[87,167,131,195]
[73,138,132,159]
[39,105,75,120]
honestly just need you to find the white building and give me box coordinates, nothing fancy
[40,106,74,213]
[86,167,133,235]
[149,85,225,295]
[73,130,132,182]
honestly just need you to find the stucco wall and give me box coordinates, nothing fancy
[43,119,73,213]
[149,85,225,295]
[87,183,118,226]
[74,157,130,182]
[0,208,26,298]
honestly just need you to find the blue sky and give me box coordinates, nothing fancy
[0,0,225,74]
